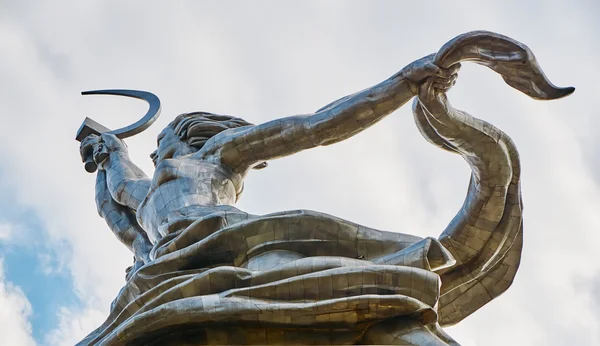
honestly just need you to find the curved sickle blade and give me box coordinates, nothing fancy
[76,89,161,141]
[433,30,575,100]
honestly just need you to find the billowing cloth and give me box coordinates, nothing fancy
[79,31,574,345]
[79,208,456,345]
[412,30,572,326]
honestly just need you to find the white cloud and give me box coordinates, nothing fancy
[0,258,36,346]
[44,307,105,346]
[0,1,598,345]
[0,223,11,240]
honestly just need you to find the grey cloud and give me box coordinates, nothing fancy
[0,1,598,345]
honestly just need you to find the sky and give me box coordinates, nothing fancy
[0,1,598,345]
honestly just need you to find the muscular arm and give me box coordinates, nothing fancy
[201,70,415,173]
[199,54,457,173]
[95,169,152,263]
[83,133,151,212]
[102,150,151,211]
[81,134,151,211]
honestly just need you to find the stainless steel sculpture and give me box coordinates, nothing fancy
[77,89,162,172]
[76,31,574,345]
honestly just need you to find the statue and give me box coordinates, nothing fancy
[75,31,574,345]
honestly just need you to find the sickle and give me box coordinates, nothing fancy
[76,89,161,141]
[76,89,161,172]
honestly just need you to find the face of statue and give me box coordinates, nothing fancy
[150,127,194,167]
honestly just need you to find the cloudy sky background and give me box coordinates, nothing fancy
[0,1,598,345]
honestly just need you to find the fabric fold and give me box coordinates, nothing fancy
[79,209,455,345]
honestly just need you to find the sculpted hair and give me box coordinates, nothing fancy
[169,112,253,149]
[168,112,268,171]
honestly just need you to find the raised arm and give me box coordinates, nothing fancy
[197,54,459,173]
[94,169,152,279]
[81,134,151,211]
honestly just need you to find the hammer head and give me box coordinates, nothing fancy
[76,117,112,173]
[75,117,112,142]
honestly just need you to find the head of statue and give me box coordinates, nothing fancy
[150,112,267,169]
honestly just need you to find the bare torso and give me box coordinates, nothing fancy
[77,31,574,345]
[86,57,444,271]
[138,157,243,242]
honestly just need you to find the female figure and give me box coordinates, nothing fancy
[78,31,573,345]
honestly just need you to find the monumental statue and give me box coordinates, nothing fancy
[75,31,574,345]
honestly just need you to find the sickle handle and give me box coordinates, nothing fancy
[79,89,162,139]
[81,148,108,173]
[83,156,97,173]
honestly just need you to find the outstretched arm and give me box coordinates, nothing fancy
[197,54,459,173]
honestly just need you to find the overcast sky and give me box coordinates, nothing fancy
[0,1,598,345]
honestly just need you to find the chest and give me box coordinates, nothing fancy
[137,158,240,241]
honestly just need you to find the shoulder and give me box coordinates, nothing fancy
[191,125,256,172]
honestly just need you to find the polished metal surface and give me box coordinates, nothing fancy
[76,31,573,345]
[77,89,162,172]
